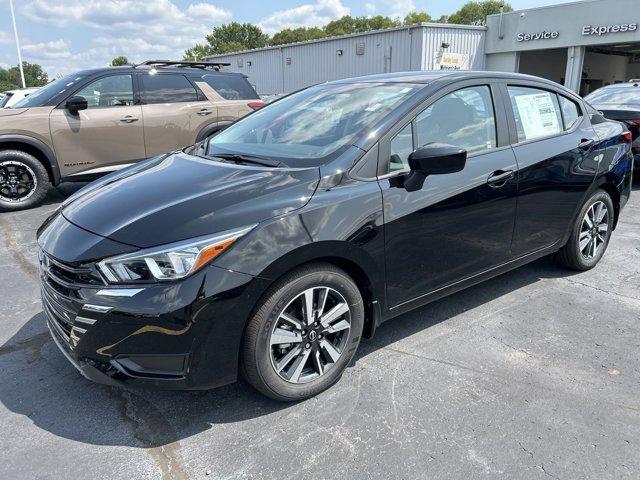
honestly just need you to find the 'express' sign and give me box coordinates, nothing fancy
[582,23,637,36]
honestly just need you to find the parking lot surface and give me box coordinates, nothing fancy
[0,181,639,480]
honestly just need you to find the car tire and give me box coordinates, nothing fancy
[556,189,614,271]
[241,263,364,401]
[0,150,50,211]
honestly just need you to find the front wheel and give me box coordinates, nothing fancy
[556,190,614,271]
[0,150,50,211]
[241,263,364,401]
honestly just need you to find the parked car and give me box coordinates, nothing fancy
[0,61,263,211]
[37,71,633,401]
[0,87,39,108]
[585,81,639,170]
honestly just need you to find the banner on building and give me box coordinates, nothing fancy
[433,52,470,70]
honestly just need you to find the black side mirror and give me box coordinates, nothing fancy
[404,143,467,192]
[65,96,88,115]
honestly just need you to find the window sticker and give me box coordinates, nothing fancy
[514,92,560,140]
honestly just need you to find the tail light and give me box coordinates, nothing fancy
[629,119,640,126]
[247,101,265,110]
[621,131,633,143]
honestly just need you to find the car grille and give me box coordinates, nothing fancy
[39,249,105,348]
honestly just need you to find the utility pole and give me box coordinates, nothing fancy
[9,0,26,88]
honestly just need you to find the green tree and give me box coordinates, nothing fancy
[448,1,512,26]
[323,15,400,37]
[3,62,48,88]
[186,22,270,58]
[184,43,214,61]
[110,56,130,66]
[271,27,325,46]
[403,11,433,25]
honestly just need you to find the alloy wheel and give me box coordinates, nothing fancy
[0,161,37,203]
[269,286,351,384]
[579,200,609,260]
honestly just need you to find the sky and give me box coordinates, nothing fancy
[0,0,573,79]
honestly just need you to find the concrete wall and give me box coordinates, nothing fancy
[485,52,519,72]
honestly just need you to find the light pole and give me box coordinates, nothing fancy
[9,0,26,88]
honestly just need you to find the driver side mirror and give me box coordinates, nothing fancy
[404,143,467,192]
[65,96,88,115]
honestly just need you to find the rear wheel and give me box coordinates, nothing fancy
[241,263,364,401]
[0,150,50,211]
[556,190,614,271]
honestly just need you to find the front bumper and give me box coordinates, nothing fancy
[40,254,265,389]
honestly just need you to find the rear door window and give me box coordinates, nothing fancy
[507,86,563,142]
[141,74,198,104]
[202,74,258,100]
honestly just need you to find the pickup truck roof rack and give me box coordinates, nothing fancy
[136,60,231,71]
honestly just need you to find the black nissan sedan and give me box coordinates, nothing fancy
[37,71,633,401]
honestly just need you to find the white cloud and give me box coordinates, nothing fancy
[0,31,13,45]
[20,0,233,77]
[258,0,349,34]
[365,0,416,19]
[22,39,72,60]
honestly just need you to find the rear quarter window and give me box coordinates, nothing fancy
[202,74,258,100]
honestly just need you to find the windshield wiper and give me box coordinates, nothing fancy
[212,153,287,168]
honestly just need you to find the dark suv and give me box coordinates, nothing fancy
[37,71,633,401]
[0,61,262,210]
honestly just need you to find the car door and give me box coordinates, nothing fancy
[138,73,215,157]
[50,74,145,177]
[380,82,519,308]
[502,83,601,256]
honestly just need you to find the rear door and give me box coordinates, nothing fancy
[194,74,257,125]
[138,73,213,156]
[380,81,519,307]
[502,83,601,256]
[50,74,145,177]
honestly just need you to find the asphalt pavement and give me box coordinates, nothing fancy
[0,180,638,479]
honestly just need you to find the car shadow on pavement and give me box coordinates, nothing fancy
[0,253,580,450]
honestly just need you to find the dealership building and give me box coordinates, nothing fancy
[207,0,640,96]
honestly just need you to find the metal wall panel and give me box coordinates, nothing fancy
[207,25,485,95]
[422,26,486,70]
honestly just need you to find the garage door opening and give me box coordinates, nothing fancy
[518,48,567,85]
[581,43,640,96]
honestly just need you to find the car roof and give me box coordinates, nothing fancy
[74,66,247,78]
[590,82,640,90]
[331,70,565,85]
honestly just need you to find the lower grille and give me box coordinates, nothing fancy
[39,250,102,347]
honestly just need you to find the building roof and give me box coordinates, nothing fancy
[205,22,486,59]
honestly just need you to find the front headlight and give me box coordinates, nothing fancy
[97,225,255,284]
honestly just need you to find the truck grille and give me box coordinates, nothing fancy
[39,249,105,347]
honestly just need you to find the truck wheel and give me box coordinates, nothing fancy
[241,263,364,401]
[0,150,50,211]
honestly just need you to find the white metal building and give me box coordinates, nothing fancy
[206,24,486,95]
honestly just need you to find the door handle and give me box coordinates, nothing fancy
[120,116,139,123]
[487,170,514,188]
[197,108,212,116]
[578,138,595,150]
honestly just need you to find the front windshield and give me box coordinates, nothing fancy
[208,82,422,166]
[11,73,88,108]
[585,87,640,106]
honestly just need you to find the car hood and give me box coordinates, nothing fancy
[62,152,320,248]
[0,107,29,117]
